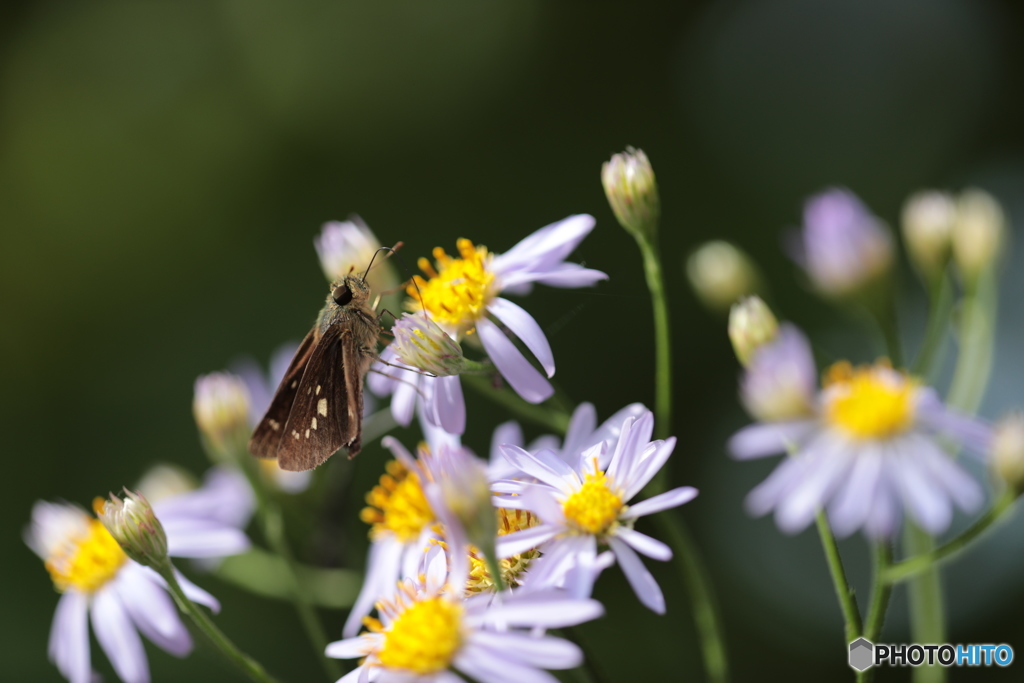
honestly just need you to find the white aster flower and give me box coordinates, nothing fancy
[326,541,604,683]
[371,216,607,432]
[342,438,441,638]
[729,331,992,538]
[314,216,399,292]
[26,487,248,683]
[494,410,698,614]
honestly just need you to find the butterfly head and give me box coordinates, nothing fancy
[331,275,370,309]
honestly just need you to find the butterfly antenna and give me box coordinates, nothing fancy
[362,244,400,282]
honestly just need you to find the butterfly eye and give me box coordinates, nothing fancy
[332,285,353,306]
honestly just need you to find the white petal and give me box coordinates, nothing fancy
[49,590,91,683]
[344,538,404,637]
[490,421,524,463]
[456,648,560,683]
[521,535,592,589]
[623,487,698,519]
[527,263,609,288]
[608,536,665,614]
[116,568,191,656]
[891,450,952,535]
[514,485,567,526]
[431,375,466,435]
[468,631,583,669]
[491,215,596,275]
[487,298,555,377]
[745,455,810,517]
[92,588,149,683]
[774,439,855,534]
[911,434,984,512]
[826,447,883,538]
[864,469,901,538]
[475,591,604,628]
[390,374,419,427]
[173,569,221,613]
[622,437,677,500]
[606,413,653,487]
[496,524,559,558]
[163,520,250,558]
[325,636,374,659]
[728,421,817,460]
[499,445,576,493]
[614,528,672,561]
[477,318,553,403]
[560,403,597,460]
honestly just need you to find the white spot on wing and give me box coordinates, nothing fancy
[316,385,321,395]
[311,417,317,430]
[305,429,310,438]
[269,419,280,431]
[317,398,328,416]
[291,430,300,439]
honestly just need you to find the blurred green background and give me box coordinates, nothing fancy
[3,1,1024,681]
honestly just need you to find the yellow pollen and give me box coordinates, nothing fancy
[377,597,463,674]
[407,239,495,330]
[360,460,434,542]
[465,508,540,594]
[562,464,624,536]
[45,518,127,593]
[824,361,916,439]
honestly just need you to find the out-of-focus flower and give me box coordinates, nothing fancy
[791,188,893,298]
[992,412,1024,490]
[342,442,439,638]
[686,241,761,312]
[326,543,603,683]
[26,493,238,683]
[901,191,956,282]
[494,410,697,614]
[729,354,991,538]
[739,324,817,422]
[419,441,495,559]
[314,216,399,294]
[377,216,606,425]
[192,373,251,458]
[729,296,779,366]
[602,147,660,241]
[952,188,1006,288]
[98,491,168,570]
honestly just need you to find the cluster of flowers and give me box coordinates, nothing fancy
[26,207,698,683]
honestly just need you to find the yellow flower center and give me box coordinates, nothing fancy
[360,460,434,542]
[824,361,916,439]
[466,508,540,594]
[377,597,463,674]
[562,464,623,536]
[45,518,127,593]
[407,239,495,331]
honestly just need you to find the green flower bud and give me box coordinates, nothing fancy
[952,189,1005,289]
[901,191,955,282]
[98,490,169,570]
[686,241,761,312]
[729,296,779,366]
[602,147,660,241]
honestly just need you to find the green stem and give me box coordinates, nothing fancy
[910,274,953,378]
[159,562,280,683]
[635,237,673,443]
[651,512,729,683]
[482,546,508,593]
[238,456,340,681]
[462,374,571,433]
[862,542,893,643]
[904,525,945,683]
[814,512,862,642]
[883,490,1016,583]
[947,270,997,414]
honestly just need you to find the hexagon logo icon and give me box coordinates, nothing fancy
[849,638,874,671]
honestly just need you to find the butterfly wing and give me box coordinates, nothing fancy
[248,327,318,459]
[276,324,362,471]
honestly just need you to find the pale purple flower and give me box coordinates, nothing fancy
[381,216,607,428]
[367,345,466,435]
[730,343,992,538]
[314,217,398,293]
[739,324,817,423]
[26,487,248,683]
[791,188,893,297]
[326,541,603,683]
[494,410,697,614]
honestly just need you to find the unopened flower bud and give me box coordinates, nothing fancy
[425,445,496,557]
[795,188,893,298]
[98,490,168,569]
[901,191,955,281]
[391,313,466,376]
[315,216,399,297]
[193,373,251,458]
[602,147,660,241]
[740,324,817,422]
[729,296,779,366]
[686,241,761,312]
[993,412,1024,490]
[952,189,1005,288]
